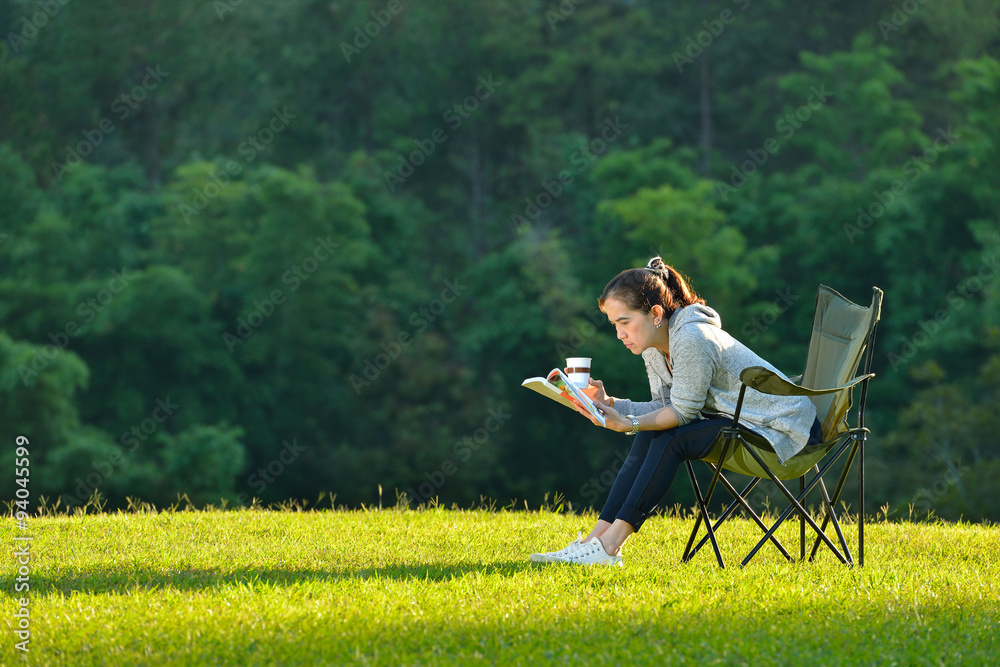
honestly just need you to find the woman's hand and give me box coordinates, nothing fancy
[570,394,630,432]
[573,377,610,405]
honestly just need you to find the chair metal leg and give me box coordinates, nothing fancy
[742,477,847,567]
[859,434,865,567]
[815,475,853,564]
[685,460,725,567]
[809,437,860,560]
[806,463,852,564]
[698,439,731,512]
[740,442,853,567]
[683,438,731,563]
[799,475,805,560]
[689,472,792,562]
[682,463,705,561]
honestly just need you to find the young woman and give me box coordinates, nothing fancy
[531,257,822,567]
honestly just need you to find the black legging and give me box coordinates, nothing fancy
[599,416,824,531]
[598,418,730,531]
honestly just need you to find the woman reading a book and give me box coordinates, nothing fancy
[531,257,822,567]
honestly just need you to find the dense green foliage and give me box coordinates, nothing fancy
[0,0,998,519]
[1,507,998,664]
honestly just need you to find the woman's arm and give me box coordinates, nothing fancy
[577,397,680,433]
[666,324,717,425]
[610,397,668,417]
[577,378,668,421]
[632,404,680,432]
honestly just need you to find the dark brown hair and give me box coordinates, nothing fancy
[599,257,705,317]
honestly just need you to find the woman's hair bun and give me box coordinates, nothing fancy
[600,255,705,314]
[646,256,667,272]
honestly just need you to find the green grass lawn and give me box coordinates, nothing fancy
[2,506,998,665]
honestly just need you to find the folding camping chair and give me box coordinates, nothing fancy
[682,285,882,568]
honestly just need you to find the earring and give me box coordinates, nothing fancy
[655,321,662,329]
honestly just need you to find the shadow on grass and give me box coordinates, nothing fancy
[31,560,539,595]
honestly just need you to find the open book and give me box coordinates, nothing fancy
[521,369,607,427]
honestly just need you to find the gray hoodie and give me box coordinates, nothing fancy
[613,303,816,464]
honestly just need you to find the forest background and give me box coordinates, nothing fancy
[1,0,998,522]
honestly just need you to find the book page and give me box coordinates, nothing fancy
[546,369,607,427]
[520,376,578,411]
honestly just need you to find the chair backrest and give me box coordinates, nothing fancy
[801,285,883,440]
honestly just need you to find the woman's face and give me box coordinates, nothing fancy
[603,297,658,355]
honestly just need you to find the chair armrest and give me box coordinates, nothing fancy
[739,366,875,397]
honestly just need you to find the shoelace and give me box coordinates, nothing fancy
[552,532,584,557]
[569,541,603,561]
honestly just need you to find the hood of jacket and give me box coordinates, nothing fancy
[668,303,721,333]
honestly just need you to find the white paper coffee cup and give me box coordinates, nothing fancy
[566,357,592,388]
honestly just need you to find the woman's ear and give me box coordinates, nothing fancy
[650,304,664,323]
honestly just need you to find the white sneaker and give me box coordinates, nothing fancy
[563,537,623,567]
[529,531,584,563]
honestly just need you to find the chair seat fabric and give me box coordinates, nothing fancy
[703,428,847,479]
